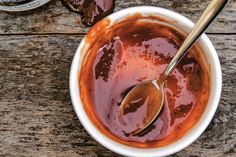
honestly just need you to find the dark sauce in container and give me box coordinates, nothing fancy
[79,14,210,148]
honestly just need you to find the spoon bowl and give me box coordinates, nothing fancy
[120,80,164,135]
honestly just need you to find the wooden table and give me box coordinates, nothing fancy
[0,1,235,156]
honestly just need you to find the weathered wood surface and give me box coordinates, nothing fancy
[0,35,235,157]
[0,0,236,34]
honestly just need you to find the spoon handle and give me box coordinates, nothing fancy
[161,0,229,81]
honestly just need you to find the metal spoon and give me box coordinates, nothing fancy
[120,0,229,136]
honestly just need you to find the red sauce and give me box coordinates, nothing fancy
[62,0,115,26]
[79,14,210,148]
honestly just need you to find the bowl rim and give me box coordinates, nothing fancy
[69,6,222,157]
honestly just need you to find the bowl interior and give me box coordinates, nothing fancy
[70,6,222,157]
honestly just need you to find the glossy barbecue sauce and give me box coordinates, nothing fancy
[79,14,210,148]
[62,0,115,26]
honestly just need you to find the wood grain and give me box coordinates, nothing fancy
[0,0,235,34]
[0,35,235,157]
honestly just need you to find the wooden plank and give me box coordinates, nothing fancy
[0,0,235,34]
[0,35,235,156]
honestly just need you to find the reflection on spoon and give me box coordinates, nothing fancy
[120,81,164,135]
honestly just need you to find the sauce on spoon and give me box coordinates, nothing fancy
[120,81,163,135]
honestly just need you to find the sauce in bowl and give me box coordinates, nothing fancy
[79,14,210,148]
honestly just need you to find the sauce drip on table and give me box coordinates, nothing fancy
[79,15,210,148]
[62,0,115,26]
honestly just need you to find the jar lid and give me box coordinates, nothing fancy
[0,0,29,5]
[0,0,50,12]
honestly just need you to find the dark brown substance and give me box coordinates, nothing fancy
[120,81,163,135]
[62,0,115,26]
[79,14,210,148]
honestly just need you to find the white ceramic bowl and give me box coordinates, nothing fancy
[70,6,222,157]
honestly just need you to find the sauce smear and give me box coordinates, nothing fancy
[62,0,115,26]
